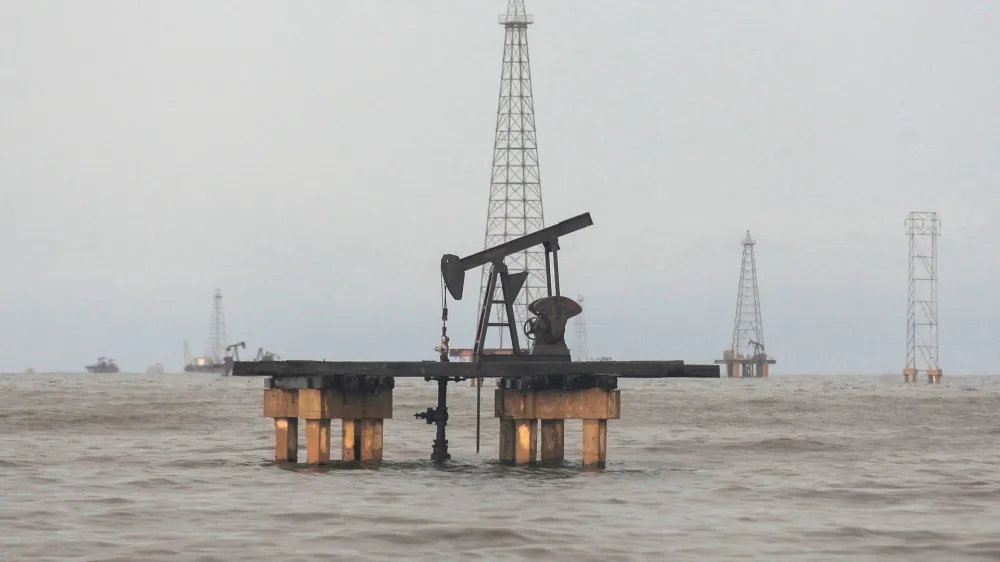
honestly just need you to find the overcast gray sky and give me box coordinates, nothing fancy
[1,1,998,374]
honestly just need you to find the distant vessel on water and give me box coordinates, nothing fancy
[85,357,119,373]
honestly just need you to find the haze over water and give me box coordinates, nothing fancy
[1,373,997,561]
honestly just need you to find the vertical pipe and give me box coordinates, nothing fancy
[552,250,561,296]
[432,377,450,463]
[544,249,553,297]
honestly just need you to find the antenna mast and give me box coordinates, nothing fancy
[477,0,546,348]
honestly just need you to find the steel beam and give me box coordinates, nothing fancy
[232,360,720,379]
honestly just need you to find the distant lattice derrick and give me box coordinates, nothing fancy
[730,231,765,359]
[905,212,940,377]
[208,289,227,364]
[477,0,546,348]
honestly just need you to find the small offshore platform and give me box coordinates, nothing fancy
[716,231,776,378]
[184,289,229,374]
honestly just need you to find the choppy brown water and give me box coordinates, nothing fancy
[1,373,998,561]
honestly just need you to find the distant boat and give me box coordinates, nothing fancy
[146,363,164,375]
[86,357,120,373]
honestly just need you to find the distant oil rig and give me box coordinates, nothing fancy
[903,212,941,383]
[716,231,776,378]
[182,289,281,375]
[184,289,230,374]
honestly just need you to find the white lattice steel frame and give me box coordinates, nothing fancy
[905,212,940,373]
[208,289,227,363]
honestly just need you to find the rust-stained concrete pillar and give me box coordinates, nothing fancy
[499,419,515,463]
[305,419,331,465]
[296,387,393,466]
[540,419,565,464]
[496,387,619,468]
[359,419,381,464]
[927,368,942,384]
[582,419,607,468]
[273,418,298,462]
[342,419,357,462]
[513,419,537,465]
[263,389,299,463]
[371,420,384,462]
[903,368,917,383]
[299,389,332,465]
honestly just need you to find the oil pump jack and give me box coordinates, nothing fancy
[422,212,597,461]
[231,211,721,464]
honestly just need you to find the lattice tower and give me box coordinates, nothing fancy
[905,212,940,373]
[207,289,227,363]
[476,0,546,348]
[730,231,765,358]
